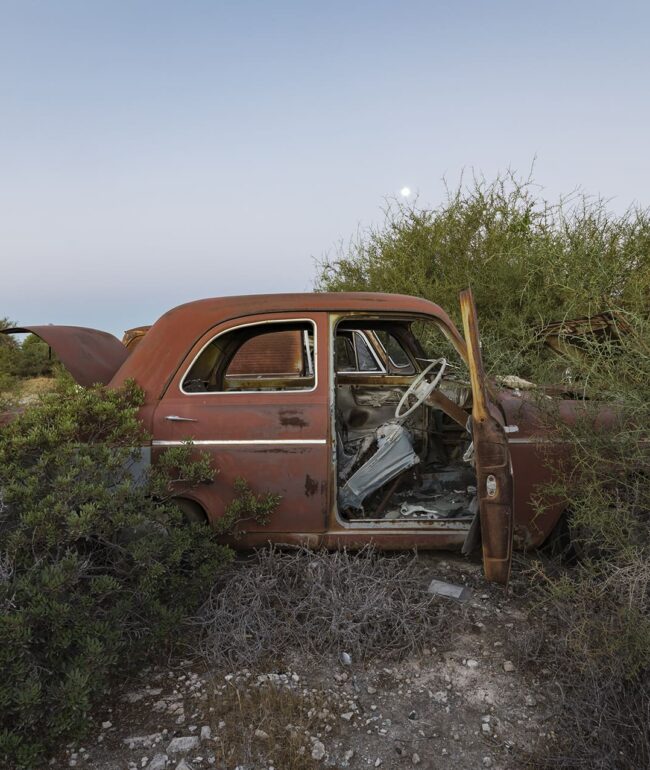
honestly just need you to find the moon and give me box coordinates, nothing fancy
[400,186,411,198]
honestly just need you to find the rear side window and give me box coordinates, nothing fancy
[182,321,316,393]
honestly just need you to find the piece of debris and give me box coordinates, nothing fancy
[503,660,515,672]
[428,578,472,601]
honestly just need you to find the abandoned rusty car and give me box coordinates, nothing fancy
[3,291,571,585]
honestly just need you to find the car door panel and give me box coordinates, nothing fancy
[151,312,330,540]
[459,289,514,586]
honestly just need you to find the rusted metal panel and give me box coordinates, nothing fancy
[151,311,331,538]
[0,325,128,386]
[537,310,632,356]
[460,289,514,586]
[122,326,151,351]
[228,329,303,376]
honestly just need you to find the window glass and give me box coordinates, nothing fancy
[182,322,316,393]
[374,330,415,374]
[335,334,357,372]
[354,332,383,372]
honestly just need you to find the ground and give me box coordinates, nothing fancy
[49,553,556,770]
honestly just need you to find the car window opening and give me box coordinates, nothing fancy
[182,321,316,393]
[334,319,477,525]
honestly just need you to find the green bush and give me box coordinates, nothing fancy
[0,380,255,768]
[0,325,55,384]
[315,173,650,378]
[515,311,650,769]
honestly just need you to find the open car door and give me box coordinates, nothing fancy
[459,289,514,586]
[0,326,128,386]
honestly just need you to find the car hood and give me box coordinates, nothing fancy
[1,325,129,386]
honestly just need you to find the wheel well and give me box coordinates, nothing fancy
[173,497,209,525]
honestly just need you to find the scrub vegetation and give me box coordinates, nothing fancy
[197,545,450,668]
[317,173,650,769]
[0,379,276,768]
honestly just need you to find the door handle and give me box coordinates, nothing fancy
[164,415,198,422]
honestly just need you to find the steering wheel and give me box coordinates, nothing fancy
[395,358,447,420]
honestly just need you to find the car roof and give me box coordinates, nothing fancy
[111,292,463,398]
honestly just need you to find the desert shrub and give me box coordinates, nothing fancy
[513,311,650,769]
[197,545,452,668]
[315,173,650,378]
[0,380,259,768]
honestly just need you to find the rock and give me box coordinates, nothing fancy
[432,691,448,703]
[367,686,377,694]
[341,712,354,721]
[343,749,354,762]
[254,729,269,741]
[311,741,326,760]
[466,659,479,669]
[167,736,200,755]
[101,721,112,730]
[503,660,515,672]
[123,734,162,750]
[412,754,421,765]
[374,760,382,767]
[200,726,212,742]
[175,761,192,770]
[146,755,168,770]
[482,757,493,768]
[481,722,491,734]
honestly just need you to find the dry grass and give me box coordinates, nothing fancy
[206,678,338,770]
[509,559,650,770]
[196,545,453,669]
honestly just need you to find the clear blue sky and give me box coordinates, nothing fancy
[1,0,648,336]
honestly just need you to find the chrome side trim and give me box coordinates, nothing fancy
[152,439,327,446]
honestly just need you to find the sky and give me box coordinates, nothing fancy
[1,0,649,337]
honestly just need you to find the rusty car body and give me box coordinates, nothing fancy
[2,291,574,585]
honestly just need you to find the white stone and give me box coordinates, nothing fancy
[167,736,199,755]
[200,726,212,742]
[466,659,479,669]
[412,754,421,765]
[503,660,515,672]
[254,729,269,740]
[101,721,112,730]
[123,735,162,750]
[341,712,354,721]
[175,761,192,770]
[146,756,168,770]
[311,741,326,761]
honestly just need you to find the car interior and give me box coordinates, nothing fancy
[333,319,478,525]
